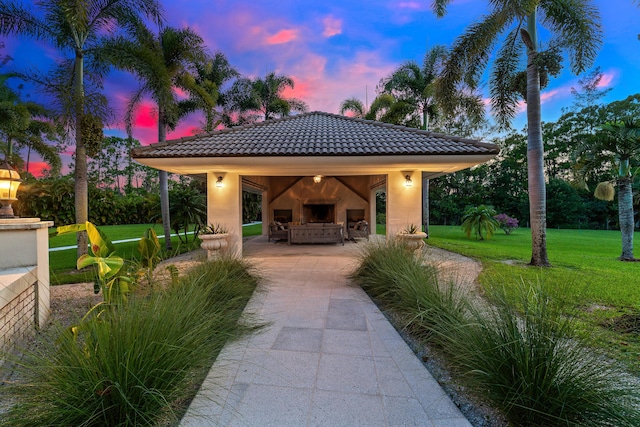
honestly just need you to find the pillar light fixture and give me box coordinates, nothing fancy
[0,160,22,218]
[215,176,224,188]
[404,174,413,187]
[313,175,322,183]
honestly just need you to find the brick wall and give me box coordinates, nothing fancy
[0,281,36,356]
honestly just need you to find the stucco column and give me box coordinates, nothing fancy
[370,188,378,236]
[207,172,242,257]
[386,172,422,237]
[261,188,269,237]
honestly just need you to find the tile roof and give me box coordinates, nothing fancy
[131,111,499,158]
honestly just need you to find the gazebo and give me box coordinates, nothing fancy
[132,111,499,254]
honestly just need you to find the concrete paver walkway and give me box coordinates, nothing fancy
[181,237,471,427]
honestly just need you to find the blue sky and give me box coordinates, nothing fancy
[3,0,639,175]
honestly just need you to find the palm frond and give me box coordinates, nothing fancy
[490,28,524,128]
[0,2,52,40]
[539,0,602,74]
[431,0,453,17]
[339,98,365,117]
[436,10,510,117]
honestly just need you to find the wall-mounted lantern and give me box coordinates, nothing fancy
[404,174,413,188]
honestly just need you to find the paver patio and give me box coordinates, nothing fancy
[181,236,472,427]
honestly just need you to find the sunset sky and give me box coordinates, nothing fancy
[2,0,639,175]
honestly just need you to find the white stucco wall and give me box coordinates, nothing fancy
[207,172,242,257]
[385,171,422,236]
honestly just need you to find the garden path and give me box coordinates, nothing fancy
[180,236,476,426]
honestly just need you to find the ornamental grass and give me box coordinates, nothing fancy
[3,257,259,426]
[351,242,640,426]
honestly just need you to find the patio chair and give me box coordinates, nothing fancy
[348,220,369,242]
[269,221,289,242]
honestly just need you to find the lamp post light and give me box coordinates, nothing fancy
[0,160,22,218]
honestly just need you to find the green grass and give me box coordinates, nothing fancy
[426,224,640,373]
[49,223,264,285]
[426,225,640,307]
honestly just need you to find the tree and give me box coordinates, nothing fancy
[228,71,308,122]
[339,93,418,126]
[0,0,163,258]
[168,183,206,244]
[103,23,208,250]
[382,45,485,133]
[433,0,602,266]
[575,119,640,260]
[191,52,239,132]
[380,45,486,235]
[0,74,60,174]
[461,205,499,240]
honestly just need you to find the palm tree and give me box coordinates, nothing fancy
[228,71,308,122]
[0,74,60,174]
[381,45,486,236]
[339,97,367,118]
[461,205,499,240]
[432,1,602,266]
[191,52,239,132]
[103,23,208,250]
[339,94,418,126]
[382,45,485,133]
[0,0,164,258]
[575,119,640,260]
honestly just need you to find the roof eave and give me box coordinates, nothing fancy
[133,153,497,176]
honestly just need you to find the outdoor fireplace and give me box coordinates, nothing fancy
[303,204,335,223]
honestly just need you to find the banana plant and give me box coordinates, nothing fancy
[57,221,131,309]
[138,227,161,286]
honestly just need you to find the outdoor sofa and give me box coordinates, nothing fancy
[288,223,344,245]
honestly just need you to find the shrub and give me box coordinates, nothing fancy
[351,243,640,426]
[493,213,519,235]
[3,258,259,426]
[461,205,499,240]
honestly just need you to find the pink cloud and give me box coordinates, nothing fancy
[133,102,158,128]
[396,2,422,9]
[322,16,342,37]
[26,161,50,178]
[540,88,562,104]
[598,71,615,88]
[266,29,299,45]
[282,51,397,114]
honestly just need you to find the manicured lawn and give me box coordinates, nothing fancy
[49,223,264,285]
[426,224,640,372]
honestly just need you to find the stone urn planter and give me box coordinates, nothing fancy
[397,232,427,251]
[198,224,229,260]
[199,233,229,260]
[397,226,427,256]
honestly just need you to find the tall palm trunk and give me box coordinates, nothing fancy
[158,113,172,250]
[525,10,550,267]
[74,51,89,259]
[617,176,635,260]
